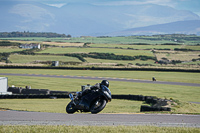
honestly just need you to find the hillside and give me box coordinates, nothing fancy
[107,20,200,36]
[0,1,199,36]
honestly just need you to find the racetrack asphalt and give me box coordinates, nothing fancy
[0,73,200,87]
[0,110,200,127]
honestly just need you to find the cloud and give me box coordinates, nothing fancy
[46,3,67,8]
[9,4,55,31]
[10,4,55,20]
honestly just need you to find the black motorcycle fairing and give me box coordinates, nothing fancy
[75,98,90,112]
[101,85,112,101]
[78,86,111,107]
[79,91,103,110]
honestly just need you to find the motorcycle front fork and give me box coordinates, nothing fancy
[69,93,76,105]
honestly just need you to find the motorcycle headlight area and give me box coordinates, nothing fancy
[104,91,111,97]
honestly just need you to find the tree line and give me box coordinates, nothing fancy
[64,52,156,62]
[0,41,20,46]
[0,32,71,38]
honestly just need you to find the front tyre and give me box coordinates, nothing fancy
[66,101,77,114]
[90,99,106,114]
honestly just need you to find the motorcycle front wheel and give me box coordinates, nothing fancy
[90,99,106,114]
[66,101,77,114]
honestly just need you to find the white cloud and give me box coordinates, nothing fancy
[10,4,55,20]
[46,3,67,8]
[9,4,55,31]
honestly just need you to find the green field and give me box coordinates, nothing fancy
[1,36,176,44]
[37,47,154,57]
[1,125,199,133]
[89,44,182,50]
[155,51,200,62]
[1,35,200,69]
[0,99,142,113]
[85,58,155,65]
[2,35,200,45]
[2,74,199,102]
[9,55,81,63]
[1,98,200,114]
[0,69,200,114]
[1,44,199,67]
[0,46,24,53]
[1,35,200,115]
[185,45,200,50]
[0,69,199,83]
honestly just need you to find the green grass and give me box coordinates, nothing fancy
[0,69,200,102]
[171,101,200,114]
[0,69,199,84]
[0,46,24,53]
[90,44,182,50]
[0,69,200,114]
[185,45,200,50]
[1,35,200,45]
[9,55,81,63]
[155,51,200,62]
[64,36,198,45]
[1,38,200,69]
[1,74,199,102]
[0,99,142,113]
[37,47,154,57]
[0,69,200,115]
[1,125,199,133]
[1,98,200,114]
[85,57,155,64]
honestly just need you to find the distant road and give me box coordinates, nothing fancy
[0,110,200,127]
[0,73,200,87]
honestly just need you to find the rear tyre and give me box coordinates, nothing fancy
[66,101,77,114]
[90,99,106,114]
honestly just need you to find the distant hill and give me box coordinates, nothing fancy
[107,20,200,36]
[0,1,200,36]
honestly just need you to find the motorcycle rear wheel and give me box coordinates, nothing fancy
[90,99,106,114]
[66,101,77,114]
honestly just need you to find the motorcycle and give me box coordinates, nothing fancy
[66,85,112,114]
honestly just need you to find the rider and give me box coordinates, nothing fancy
[77,80,109,98]
[90,80,109,90]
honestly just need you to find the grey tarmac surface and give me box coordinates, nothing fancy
[0,110,200,127]
[0,73,200,87]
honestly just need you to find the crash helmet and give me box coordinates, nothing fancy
[101,80,109,87]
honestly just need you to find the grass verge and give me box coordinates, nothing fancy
[0,99,200,114]
[0,125,199,133]
[0,99,142,114]
[0,69,199,84]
